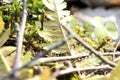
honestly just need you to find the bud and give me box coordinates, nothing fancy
[14,23,20,32]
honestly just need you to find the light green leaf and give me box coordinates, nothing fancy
[94,16,104,26]
[58,11,70,18]
[83,23,93,32]
[0,46,16,57]
[42,0,66,11]
[94,27,106,40]
[76,55,101,68]
[42,43,68,53]
[38,30,63,42]
[56,2,67,11]
[110,60,120,80]
[44,20,60,30]
[42,0,55,11]
[22,51,32,62]
[5,52,15,67]
[105,21,118,40]
[0,46,15,72]
[0,28,10,47]
[51,44,68,53]
[45,11,58,20]
[0,60,8,76]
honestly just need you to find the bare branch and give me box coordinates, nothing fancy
[59,65,112,76]
[9,1,27,80]
[13,0,27,70]
[27,52,120,66]
[1,1,27,80]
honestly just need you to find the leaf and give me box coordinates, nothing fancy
[94,16,104,26]
[105,21,118,40]
[62,16,76,27]
[39,42,68,53]
[41,0,72,54]
[56,2,67,11]
[43,43,68,53]
[44,20,60,30]
[110,60,120,80]
[94,27,106,40]
[0,17,4,34]
[0,46,16,57]
[0,47,16,72]
[22,51,32,62]
[0,48,11,72]
[38,30,63,42]
[33,0,44,9]
[5,52,15,67]
[38,29,69,53]
[83,23,93,32]
[45,11,58,20]
[0,28,10,47]
[0,47,15,73]
[42,0,55,11]
[42,0,66,12]
[76,55,101,68]
[18,68,33,79]
[0,60,8,76]
[39,66,52,80]
[58,11,70,19]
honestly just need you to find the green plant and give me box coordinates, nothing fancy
[0,0,120,80]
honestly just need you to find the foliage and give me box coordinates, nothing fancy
[93,16,118,41]
[0,0,120,80]
[109,60,120,80]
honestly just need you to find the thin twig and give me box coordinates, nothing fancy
[59,65,112,76]
[61,23,116,67]
[27,52,120,66]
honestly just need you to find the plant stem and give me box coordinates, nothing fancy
[13,0,27,73]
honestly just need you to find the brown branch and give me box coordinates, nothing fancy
[61,23,116,67]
